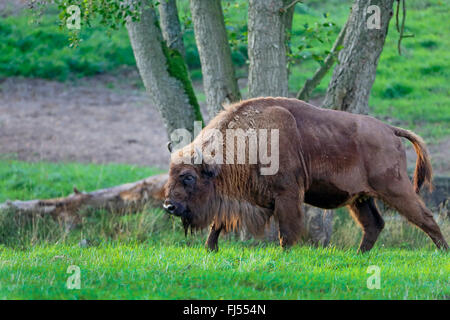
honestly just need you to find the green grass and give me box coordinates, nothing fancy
[0,159,448,299]
[0,157,163,202]
[370,0,450,141]
[0,243,448,299]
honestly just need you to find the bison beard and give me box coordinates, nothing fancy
[181,214,191,237]
[164,97,448,253]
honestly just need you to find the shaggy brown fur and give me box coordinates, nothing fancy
[164,97,448,252]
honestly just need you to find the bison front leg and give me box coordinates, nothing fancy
[205,223,223,252]
[275,194,304,249]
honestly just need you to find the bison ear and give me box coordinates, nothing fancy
[201,163,220,179]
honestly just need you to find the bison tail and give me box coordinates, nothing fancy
[394,127,433,193]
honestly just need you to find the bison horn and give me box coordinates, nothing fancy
[194,147,203,164]
[167,141,173,153]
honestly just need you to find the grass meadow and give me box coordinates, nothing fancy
[0,159,448,299]
[1,243,448,299]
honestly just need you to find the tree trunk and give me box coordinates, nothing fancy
[158,0,185,57]
[189,0,241,117]
[126,2,203,137]
[248,0,289,97]
[322,0,395,114]
[280,0,296,31]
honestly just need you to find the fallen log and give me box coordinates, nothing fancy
[0,173,168,228]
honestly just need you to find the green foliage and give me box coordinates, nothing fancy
[0,12,135,80]
[287,8,340,68]
[53,0,143,31]
[222,1,249,67]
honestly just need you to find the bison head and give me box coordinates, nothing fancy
[163,145,220,234]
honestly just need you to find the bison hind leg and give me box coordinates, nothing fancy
[348,197,385,253]
[380,191,448,250]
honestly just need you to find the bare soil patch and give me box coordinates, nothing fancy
[0,70,172,169]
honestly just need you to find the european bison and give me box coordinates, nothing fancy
[163,97,448,252]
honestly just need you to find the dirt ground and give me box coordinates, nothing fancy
[0,71,173,169]
[0,69,449,174]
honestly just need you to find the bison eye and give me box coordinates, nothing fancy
[182,174,196,186]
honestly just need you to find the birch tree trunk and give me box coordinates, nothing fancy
[126,2,203,137]
[248,0,289,97]
[158,0,185,57]
[322,0,395,114]
[189,0,241,117]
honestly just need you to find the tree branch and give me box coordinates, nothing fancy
[296,20,348,101]
[279,0,302,13]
